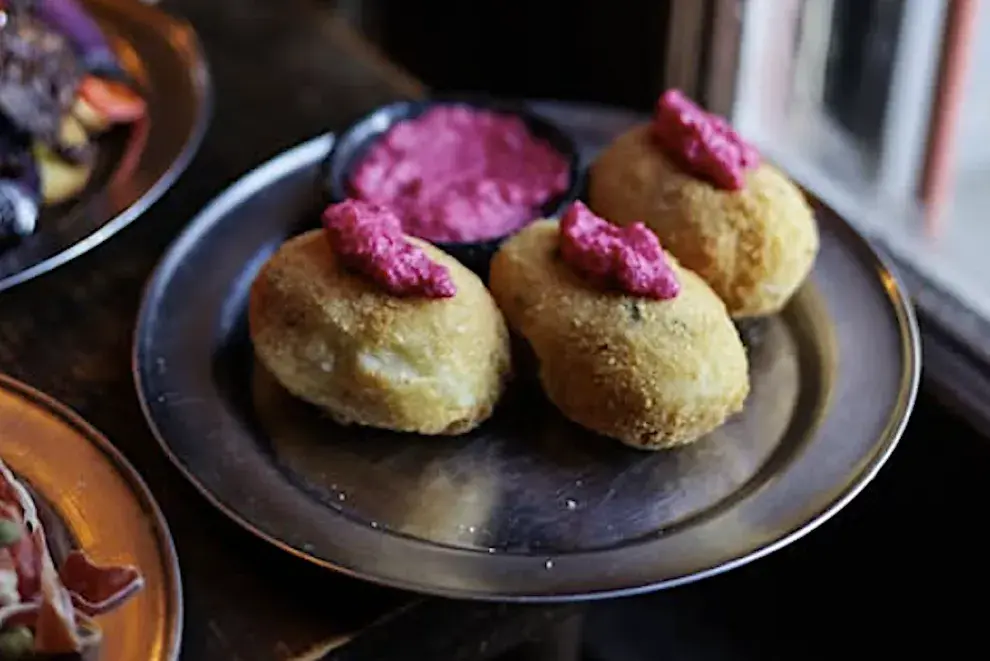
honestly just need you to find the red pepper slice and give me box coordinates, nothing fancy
[78,76,146,124]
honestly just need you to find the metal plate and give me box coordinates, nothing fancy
[0,0,211,292]
[0,374,182,659]
[133,103,920,601]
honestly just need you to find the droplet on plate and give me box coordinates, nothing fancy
[545,559,554,570]
[565,498,577,510]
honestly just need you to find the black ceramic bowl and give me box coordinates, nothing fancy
[321,96,583,280]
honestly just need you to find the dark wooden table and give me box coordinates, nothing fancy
[0,1,577,658]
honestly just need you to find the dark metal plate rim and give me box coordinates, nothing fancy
[133,135,339,574]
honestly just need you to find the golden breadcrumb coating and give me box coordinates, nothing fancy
[249,229,511,435]
[489,220,749,450]
[589,124,819,318]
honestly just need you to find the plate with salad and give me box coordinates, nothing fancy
[0,374,181,659]
[0,0,210,292]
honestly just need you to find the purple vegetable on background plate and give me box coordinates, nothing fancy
[33,0,120,75]
[0,6,81,142]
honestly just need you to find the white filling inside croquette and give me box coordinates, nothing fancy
[356,349,478,409]
[358,349,423,382]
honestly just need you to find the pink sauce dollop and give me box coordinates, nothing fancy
[322,199,456,299]
[559,201,680,300]
[652,89,760,191]
[349,106,570,243]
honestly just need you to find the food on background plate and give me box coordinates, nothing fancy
[489,202,749,450]
[348,105,570,245]
[0,115,42,239]
[33,117,91,206]
[73,76,146,131]
[0,0,147,240]
[0,457,144,659]
[249,200,512,436]
[588,89,819,319]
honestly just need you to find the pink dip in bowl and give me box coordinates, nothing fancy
[349,106,571,244]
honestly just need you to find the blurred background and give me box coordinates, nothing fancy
[336,0,990,393]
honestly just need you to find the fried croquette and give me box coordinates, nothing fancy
[589,124,819,318]
[489,220,749,450]
[249,229,512,435]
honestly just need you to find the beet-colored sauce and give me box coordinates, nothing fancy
[652,89,760,191]
[559,201,679,300]
[322,200,456,299]
[350,106,569,243]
